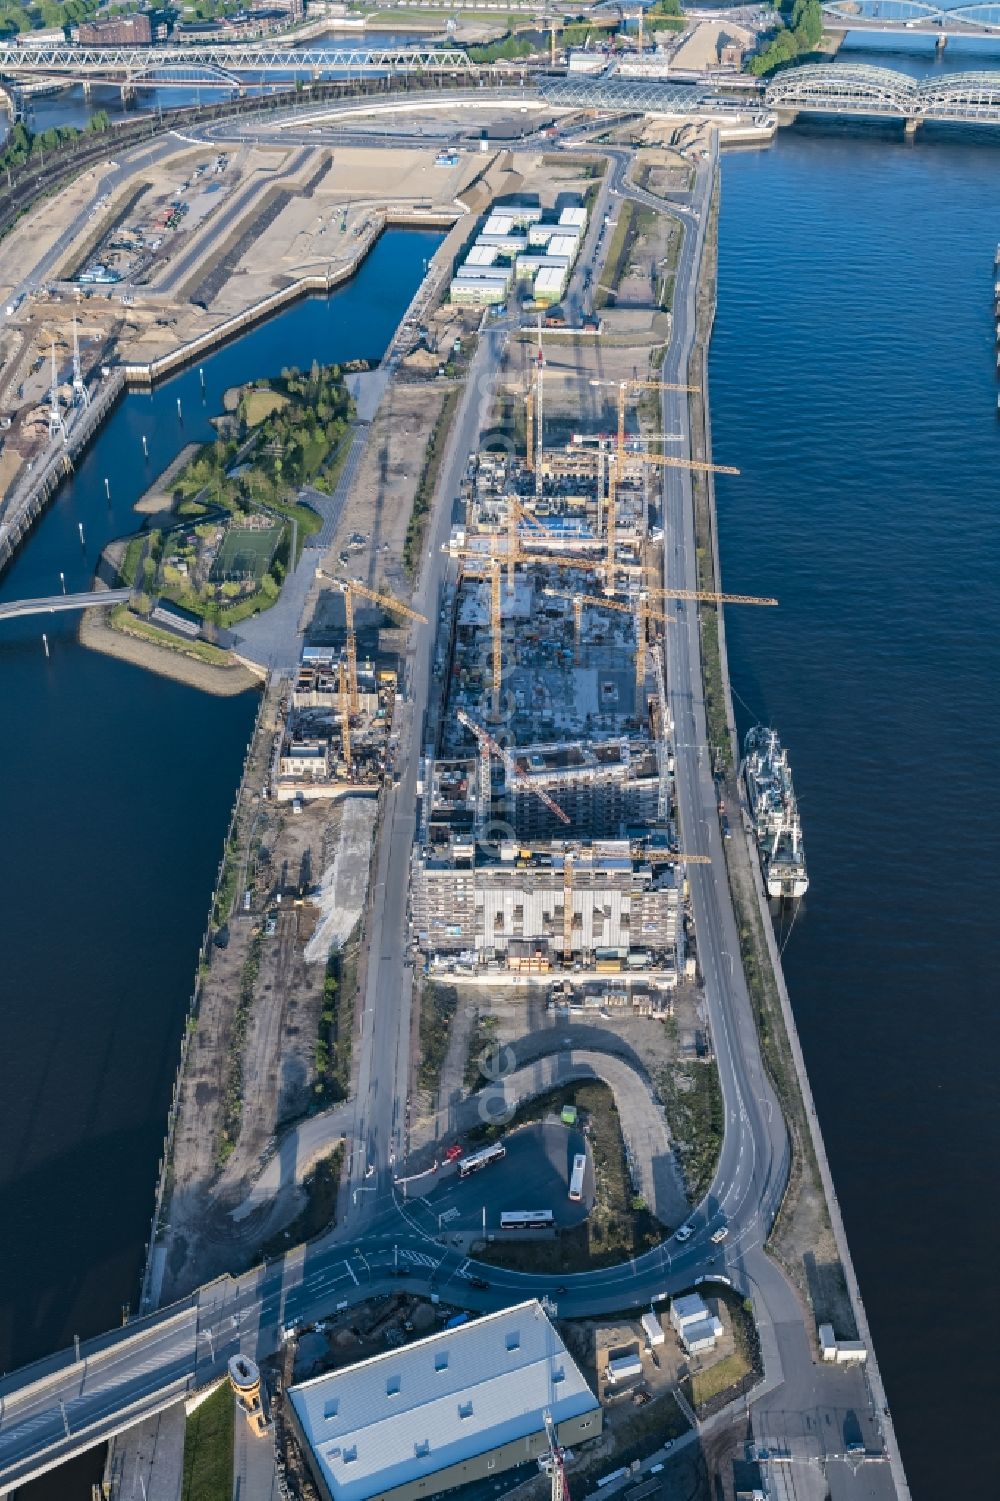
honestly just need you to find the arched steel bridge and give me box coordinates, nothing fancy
[822,0,1000,36]
[0,45,475,89]
[765,62,1000,119]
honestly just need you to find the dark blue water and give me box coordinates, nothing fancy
[712,123,1000,1499]
[0,227,437,1495]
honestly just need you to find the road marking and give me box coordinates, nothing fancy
[345,1262,358,1287]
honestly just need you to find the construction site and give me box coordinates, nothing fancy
[411,333,775,988]
[274,575,426,802]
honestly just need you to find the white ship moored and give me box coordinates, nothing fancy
[742,725,809,900]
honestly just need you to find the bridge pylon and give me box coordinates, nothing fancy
[936,31,947,51]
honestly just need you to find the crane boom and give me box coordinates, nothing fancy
[345,579,429,626]
[456,710,571,826]
[316,569,428,711]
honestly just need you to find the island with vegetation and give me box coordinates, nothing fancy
[92,361,354,679]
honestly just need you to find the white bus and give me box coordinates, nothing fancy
[568,1152,586,1202]
[500,1210,555,1231]
[457,1142,506,1179]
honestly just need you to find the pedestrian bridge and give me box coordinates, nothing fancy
[765,63,1000,122]
[823,0,1000,37]
[0,589,128,621]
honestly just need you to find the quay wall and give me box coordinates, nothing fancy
[0,369,126,582]
[0,206,456,585]
[121,207,458,388]
[696,158,911,1500]
[138,684,273,1314]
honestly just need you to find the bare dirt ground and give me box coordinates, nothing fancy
[615,208,681,313]
[322,378,457,599]
[408,982,716,1216]
[632,147,695,198]
[157,695,353,1300]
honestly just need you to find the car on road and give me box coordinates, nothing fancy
[468,1276,490,1290]
[444,1143,463,1162]
[675,1223,694,1242]
[711,1228,729,1244]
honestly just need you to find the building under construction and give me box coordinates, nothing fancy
[410,357,769,981]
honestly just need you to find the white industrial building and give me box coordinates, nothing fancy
[535,265,569,303]
[641,1311,666,1348]
[287,1301,602,1501]
[515,255,572,280]
[528,223,582,249]
[819,1324,868,1364]
[464,244,499,267]
[450,200,587,306]
[670,1293,724,1355]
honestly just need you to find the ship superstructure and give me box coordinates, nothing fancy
[742,725,808,900]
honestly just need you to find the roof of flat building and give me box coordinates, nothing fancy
[288,1301,598,1501]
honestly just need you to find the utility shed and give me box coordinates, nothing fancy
[287,1301,602,1501]
[641,1312,665,1348]
[605,1352,643,1385]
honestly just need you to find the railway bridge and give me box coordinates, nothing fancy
[0,45,476,94]
[822,0,1000,47]
[764,62,1000,126]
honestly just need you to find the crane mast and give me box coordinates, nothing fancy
[543,1409,570,1501]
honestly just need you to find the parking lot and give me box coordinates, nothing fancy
[421,1121,594,1236]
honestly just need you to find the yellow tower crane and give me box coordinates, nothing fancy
[317,570,428,711]
[338,657,351,769]
[456,709,571,826]
[450,542,642,717]
[589,378,739,573]
[542,586,675,693]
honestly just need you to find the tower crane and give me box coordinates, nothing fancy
[562,852,574,960]
[448,542,642,718]
[456,709,571,827]
[543,1409,570,1501]
[505,495,569,589]
[542,586,674,693]
[316,570,428,711]
[588,378,739,572]
[338,658,351,769]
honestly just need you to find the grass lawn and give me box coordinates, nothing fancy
[111,605,234,666]
[686,1350,751,1409]
[181,1382,234,1501]
[243,388,289,425]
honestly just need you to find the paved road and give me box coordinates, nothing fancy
[340,314,510,1231]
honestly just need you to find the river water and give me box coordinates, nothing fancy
[0,227,439,1497]
[2,44,999,1497]
[712,105,1000,1499]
